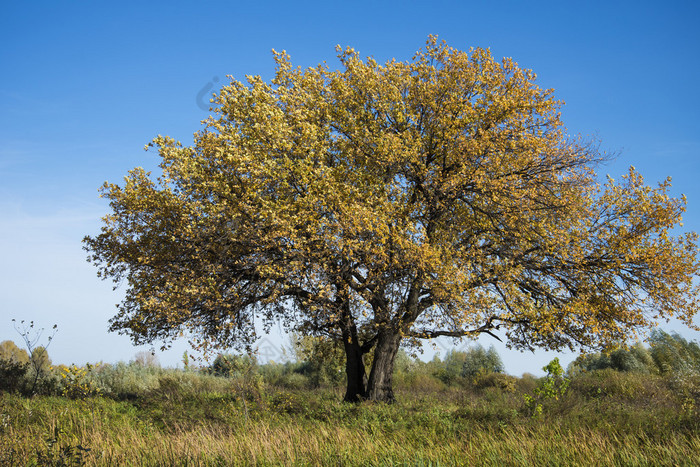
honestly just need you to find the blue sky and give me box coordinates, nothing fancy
[1,1,699,374]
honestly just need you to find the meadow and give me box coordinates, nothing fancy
[1,332,700,466]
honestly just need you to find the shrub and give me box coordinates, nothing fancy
[0,340,31,394]
[60,364,102,399]
[400,372,446,393]
[0,340,29,364]
[30,347,51,373]
[569,343,655,375]
[516,373,538,394]
[434,345,504,386]
[90,362,162,399]
[207,354,266,408]
[270,391,311,415]
[473,371,517,393]
[10,320,58,395]
[462,345,504,379]
[434,350,466,385]
[668,369,700,417]
[570,368,651,400]
[392,349,417,386]
[0,359,29,394]
[0,341,59,396]
[649,330,700,375]
[210,353,257,378]
[278,372,310,390]
[290,333,345,387]
[155,374,182,399]
[629,343,657,372]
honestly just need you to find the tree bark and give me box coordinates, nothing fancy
[343,340,368,402]
[338,282,368,402]
[366,331,402,403]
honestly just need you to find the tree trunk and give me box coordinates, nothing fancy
[343,340,368,402]
[366,331,402,403]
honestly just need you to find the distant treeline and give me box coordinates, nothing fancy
[2,329,699,399]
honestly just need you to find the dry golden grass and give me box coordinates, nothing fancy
[2,388,699,466]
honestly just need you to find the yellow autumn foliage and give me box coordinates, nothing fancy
[84,36,699,401]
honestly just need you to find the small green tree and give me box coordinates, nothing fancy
[524,358,569,416]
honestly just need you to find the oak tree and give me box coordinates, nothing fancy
[84,37,699,402]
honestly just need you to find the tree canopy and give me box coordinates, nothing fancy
[84,36,699,402]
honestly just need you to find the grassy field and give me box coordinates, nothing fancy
[2,363,699,466]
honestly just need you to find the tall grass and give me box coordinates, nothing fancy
[2,368,699,466]
[2,342,700,465]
